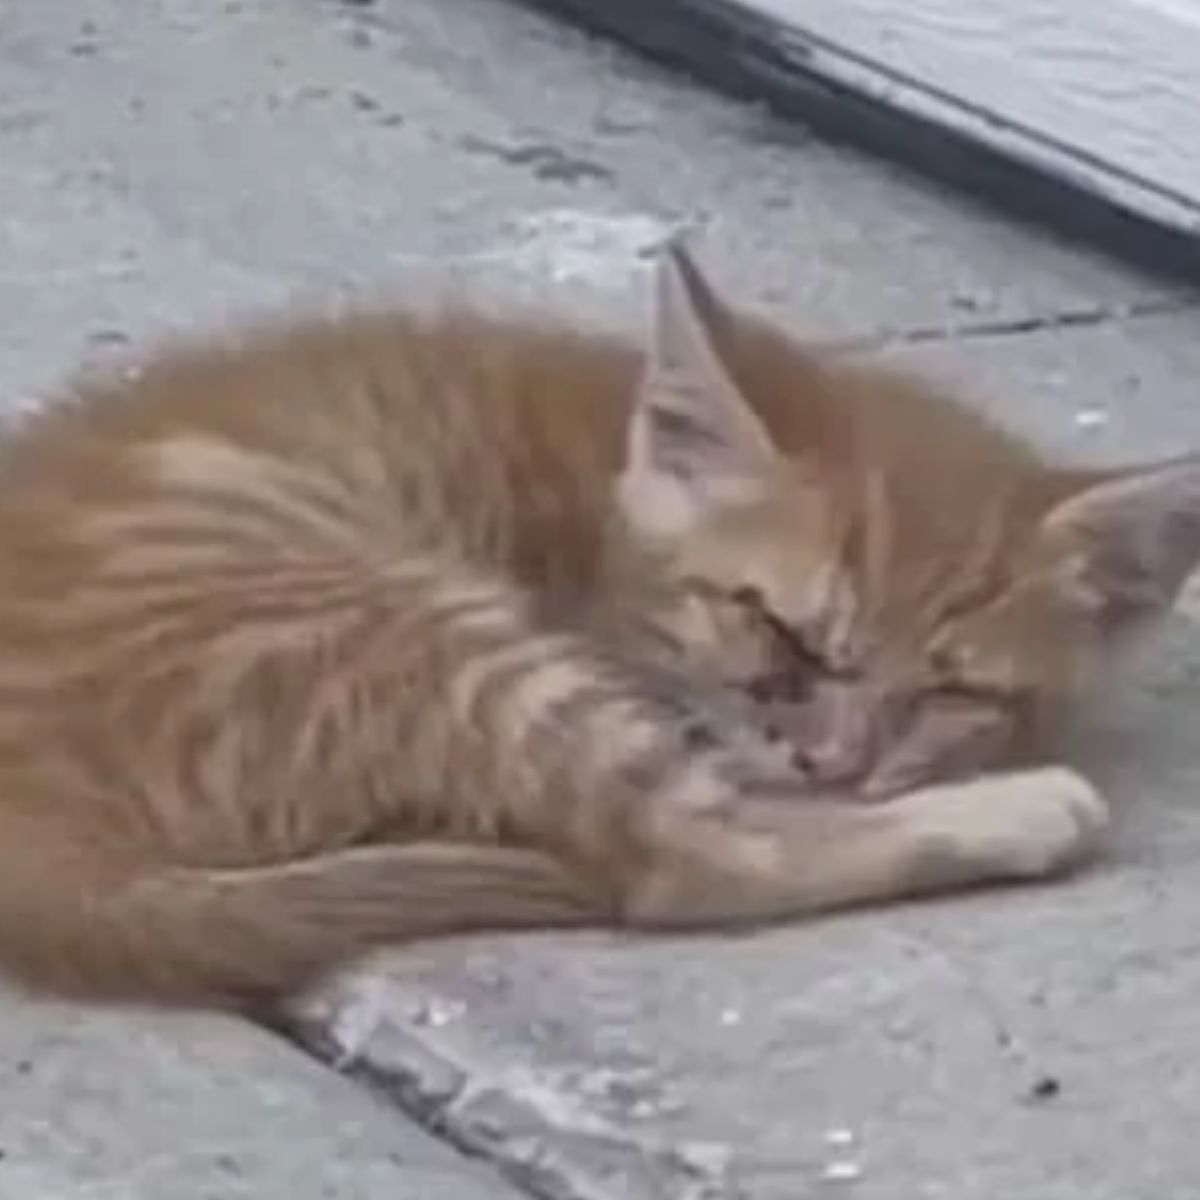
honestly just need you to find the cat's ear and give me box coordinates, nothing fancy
[1040,456,1200,628]
[618,240,778,540]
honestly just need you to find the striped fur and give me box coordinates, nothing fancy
[0,243,1191,1010]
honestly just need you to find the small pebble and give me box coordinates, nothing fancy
[1073,407,1108,429]
[428,1000,462,1027]
[1028,1074,1061,1101]
[822,1160,863,1183]
[674,1139,733,1177]
[412,997,464,1028]
[718,1008,742,1026]
[326,977,390,1066]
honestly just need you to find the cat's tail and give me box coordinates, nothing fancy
[0,839,600,1011]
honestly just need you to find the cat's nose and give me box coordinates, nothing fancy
[763,684,876,786]
[793,687,874,786]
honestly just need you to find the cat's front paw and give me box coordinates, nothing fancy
[904,766,1109,880]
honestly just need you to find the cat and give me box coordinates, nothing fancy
[0,238,1193,1013]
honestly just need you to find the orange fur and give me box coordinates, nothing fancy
[0,241,1191,1011]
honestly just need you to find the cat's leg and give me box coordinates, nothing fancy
[0,766,1104,1011]
[611,766,1108,927]
[0,559,1104,1010]
[306,563,1107,929]
[0,558,730,1010]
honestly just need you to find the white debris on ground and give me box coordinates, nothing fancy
[820,1159,864,1183]
[1073,406,1109,429]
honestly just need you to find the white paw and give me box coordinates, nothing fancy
[904,766,1110,880]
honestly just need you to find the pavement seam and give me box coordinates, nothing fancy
[278,1004,737,1200]
[826,294,1198,354]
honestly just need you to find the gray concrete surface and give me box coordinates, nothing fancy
[0,988,528,1199]
[3,0,1200,1197]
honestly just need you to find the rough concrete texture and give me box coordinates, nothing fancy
[3,0,1200,1197]
[0,988,530,1200]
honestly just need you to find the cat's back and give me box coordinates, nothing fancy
[0,306,642,569]
[7,306,638,480]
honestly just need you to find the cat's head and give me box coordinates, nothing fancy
[616,240,1200,796]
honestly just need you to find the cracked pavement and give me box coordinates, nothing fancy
[2,0,1200,1197]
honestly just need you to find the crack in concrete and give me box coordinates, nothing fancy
[279,1003,737,1200]
[828,294,1198,354]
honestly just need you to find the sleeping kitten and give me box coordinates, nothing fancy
[0,240,1192,1011]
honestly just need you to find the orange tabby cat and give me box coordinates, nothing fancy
[0,240,1192,1012]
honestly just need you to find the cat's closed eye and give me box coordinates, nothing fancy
[745,669,811,705]
[928,642,1018,705]
[728,585,828,673]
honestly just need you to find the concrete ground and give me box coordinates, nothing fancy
[1,1,1199,1197]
